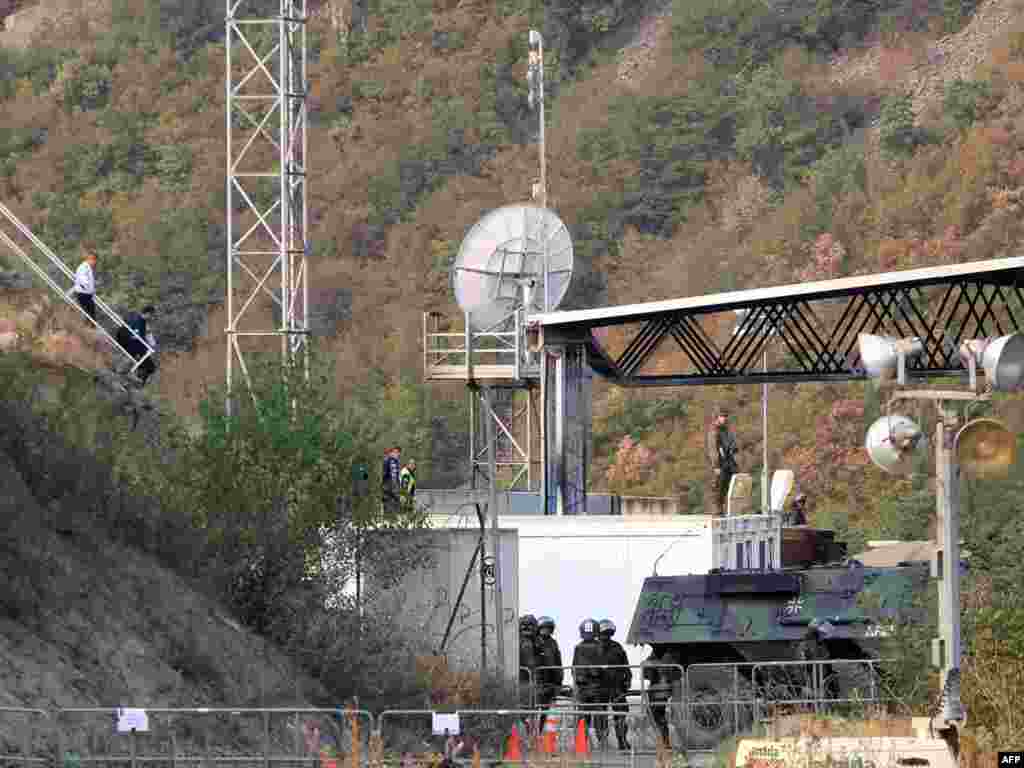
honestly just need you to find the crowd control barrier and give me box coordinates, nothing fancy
[54,708,374,768]
[377,708,646,767]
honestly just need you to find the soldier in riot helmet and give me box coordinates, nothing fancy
[519,615,540,708]
[535,616,563,733]
[642,645,682,749]
[572,619,605,739]
[598,619,631,751]
[798,619,838,699]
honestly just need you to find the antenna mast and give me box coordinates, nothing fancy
[225,0,309,417]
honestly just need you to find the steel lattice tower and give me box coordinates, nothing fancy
[225,0,309,415]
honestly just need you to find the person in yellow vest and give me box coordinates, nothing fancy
[399,459,416,510]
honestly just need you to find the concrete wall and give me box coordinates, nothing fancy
[427,513,713,687]
[370,528,520,679]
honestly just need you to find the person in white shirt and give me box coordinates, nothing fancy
[71,252,98,321]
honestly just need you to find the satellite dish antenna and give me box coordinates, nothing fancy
[865,414,924,474]
[452,204,573,330]
[955,417,1017,477]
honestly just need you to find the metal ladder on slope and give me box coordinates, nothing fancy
[0,201,155,375]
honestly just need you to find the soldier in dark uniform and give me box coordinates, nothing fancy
[598,619,631,751]
[519,615,540,709]
[572,619,604,739]
[535,616,563,733]
[642,645,682,749]
[705,410,739,515]
[798,620,838,699]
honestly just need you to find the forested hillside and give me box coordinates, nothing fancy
[2,0,1024,749]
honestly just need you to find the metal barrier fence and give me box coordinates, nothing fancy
[0,706,50,767]
[0,664,903,765]
[518,667,535,711]
[52,708,374,768]
[528,659,903,752]
[377,709,647,767]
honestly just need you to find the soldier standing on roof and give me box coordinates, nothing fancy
[535,616,563,734]
[572,619,604,740]
[597,619,631,751]
[705,409,738,516]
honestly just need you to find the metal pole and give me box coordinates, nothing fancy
[225,1,234,423]
[762,347,768,513]
[538,34,547,313]
[484,387,507,680]
[937,408,964,722]
[476,503,487,674]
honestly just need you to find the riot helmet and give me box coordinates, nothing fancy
[520,614,539,634]
[598,619,616,639]
[579,618,598,641]
[537,616,555,636]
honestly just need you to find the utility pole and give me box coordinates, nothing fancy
[883,388,974,728]
[761,347,769,513]
[483,387,506,680]
[935,405,964,723]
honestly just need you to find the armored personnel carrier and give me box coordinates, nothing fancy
[626,525,929,747]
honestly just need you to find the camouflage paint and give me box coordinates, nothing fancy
[627,564,928,649]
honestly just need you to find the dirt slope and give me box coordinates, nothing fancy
[0,425,328,741]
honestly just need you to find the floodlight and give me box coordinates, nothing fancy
[858,333,925,384]
[959,333,1024,392]
[865,414,924,474]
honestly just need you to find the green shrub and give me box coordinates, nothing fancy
[735,66,848,188]
[943,0,980,32]
[879,92,918,158]
[942,78,994,133]
[804,142,867,237]
[372,0,433,44]
[32,191,115,257]
[352,79,386,101]
[61,62,114,112]
[155,145,194,192]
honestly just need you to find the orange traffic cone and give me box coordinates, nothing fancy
[541,716,558,754]
[574,719,589,756]
[504,724,523,762]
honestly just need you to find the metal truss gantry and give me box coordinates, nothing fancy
[540,258,1024,386]
[225,0,309,412]
[468,383,542,492]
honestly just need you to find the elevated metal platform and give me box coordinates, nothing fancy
[423,310,539,385]
[538,257,1024,386]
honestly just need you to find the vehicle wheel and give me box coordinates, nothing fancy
[680,668,754,748]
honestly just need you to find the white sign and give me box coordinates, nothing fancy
[431,713,460,736]
[116,708,149,733]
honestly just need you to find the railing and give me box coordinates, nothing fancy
[0,663,907,766]
[0,203,155,374]
[528,659,905,752]
[423,311,539,382]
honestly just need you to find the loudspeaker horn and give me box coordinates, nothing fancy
[955,417,1017,477]
[865,414,924,474]
[858,334,925,381]
[982,334,1024,392]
